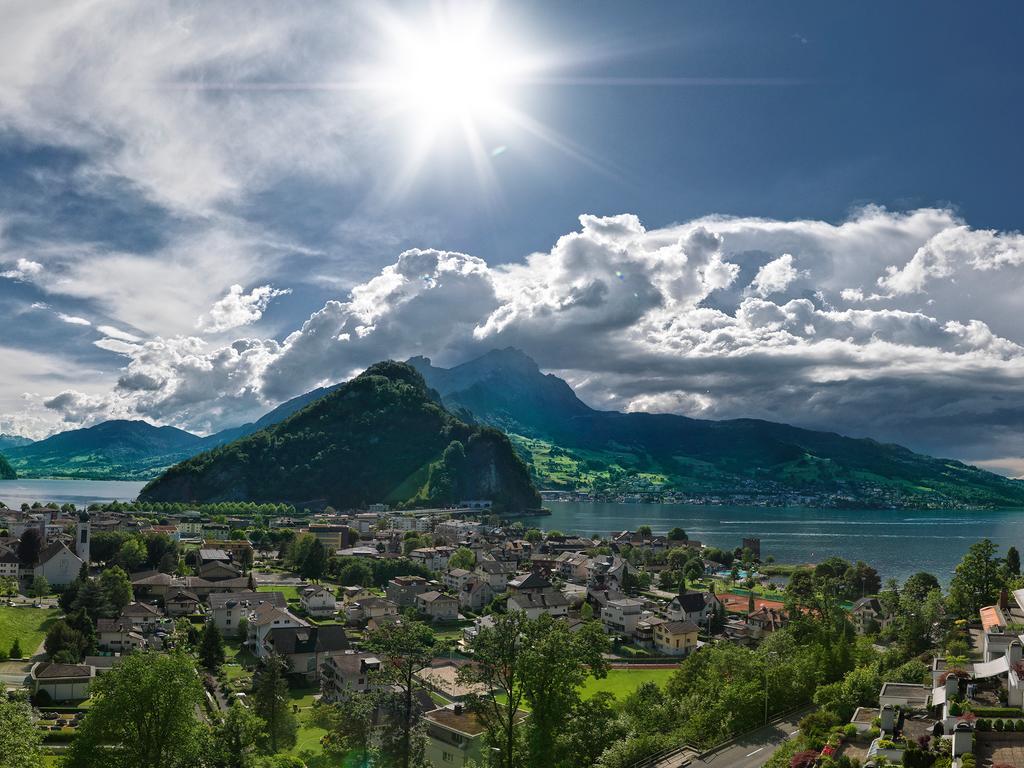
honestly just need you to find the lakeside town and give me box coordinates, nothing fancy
[2,498,1024,768]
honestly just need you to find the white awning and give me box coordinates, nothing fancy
[971,656,1011,679]
[931,686,946,706]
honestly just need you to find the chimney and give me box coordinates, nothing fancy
[1000,588,1009,611]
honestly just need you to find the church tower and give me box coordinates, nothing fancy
[76,509,90,564]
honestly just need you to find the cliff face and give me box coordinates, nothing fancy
[140,361,540,512]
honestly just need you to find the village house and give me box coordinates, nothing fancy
[338,585,377,605]
[654,620,700,656]
[444,568,473,592]
[165,589,202,617]
[459,578,494,612]
[424,703,527,768]
[507,589,570,619]
[120,601,163,628]
[208,591,286,633]
[410,546,454,572]
[473,558,516,592]
[263,625,349,681]
[346,596,399,624]
[386,576,431,607]
[601,597,646,636]
[556,551,591,582]
[248,603,307,656]
[96,618,146,653]
[666,590,719,625]
[320,650,383,700]
[416,590,459,622]
[850,596,892,634]
[299,585,337,618]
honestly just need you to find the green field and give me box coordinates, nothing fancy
[0,605,60,656]
[580,668,676,699]
[257,584,303,600]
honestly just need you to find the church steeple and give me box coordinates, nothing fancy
[76,509,90,564]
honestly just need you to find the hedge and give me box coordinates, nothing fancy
[968,706,1023,717]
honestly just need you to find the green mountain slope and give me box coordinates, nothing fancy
[0,454,15,479]
[5,420,204,480]
[0,434,33,452]
[139,361,540,511]
[409,348,1024,508]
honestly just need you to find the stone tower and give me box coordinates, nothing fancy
[76,509,91,564]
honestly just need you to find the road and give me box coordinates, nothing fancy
[686,713,805,768]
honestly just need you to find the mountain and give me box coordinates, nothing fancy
[4,420,204,480]
[0,454,15,480]
[139,361,540,511]
[0,434,33,452]
[408,348,1024,508]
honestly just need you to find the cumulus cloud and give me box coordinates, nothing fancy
[9,207,1024,468]
[197,283,290,334]
[56,313,90,326]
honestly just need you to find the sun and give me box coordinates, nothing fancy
[363,3,545,192]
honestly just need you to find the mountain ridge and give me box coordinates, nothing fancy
[139,361,540,511]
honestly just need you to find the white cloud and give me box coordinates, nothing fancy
[96,326,142,343]
[8,206,1024,465]
[748,253,799,297]
[197,283,290,334]
[1,257,44,280]
[56,313,90,326]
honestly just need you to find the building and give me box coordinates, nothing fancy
[96,619,146,652]
[416,591,459,622]
[410,546,454,572]
[654,620,699,656]
[76,510,91,564]
[666,590,719,625]
[165,589,201,617]
[208,591,287,634]
[299,585,337,618]
[601,597,645,636]
[306,524,353,551]
[30,662,94,702]
[263,625,349,681]
[120,601,163,628]
[249,603,307,656]
[32,541,84,587]
[425,704,502,768]
[459,578,494,612]
[345,596,399,624]
[474,559,515,592]
[850,597,891,635]
[444,568,473,592]
[320,650,383,701]
[507,590,570,619]
[386,576,431,607]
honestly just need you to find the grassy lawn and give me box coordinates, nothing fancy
[0,605,60,655]
[580,668,676,700]
[258,584,303,600]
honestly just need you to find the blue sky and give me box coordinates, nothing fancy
[1,1,1024,474]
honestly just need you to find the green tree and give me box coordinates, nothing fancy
[0,688,44,768]
[98,566,133,615]
[9,638,22,659]
[518,614,610,768]
[44,620,88,663]
[311,693,380,767]
[64,651,208,768]
[73,577,108,621]
[448,547,476,571]
[251,654,297,754]
[1009,546,1021,577]
[460,611,530,768]
[199,620,226,670]
[948,539,1001,618]
[902,572,940,603]
[115,538,147,572]
[367,618,436,768]
[29,575,49,601]
[667,527,688,541]
[299,538,328,581]
[215,701,265,768]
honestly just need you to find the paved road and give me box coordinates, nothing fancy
[689,713,806,768]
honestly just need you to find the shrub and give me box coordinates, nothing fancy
[843,724,858,738]
[995,718,1005,731]
[976,719,991,731]
[948,701,962,716]
[790,750,819,768]
[869,726,881,738]
[1016,719,1024,732]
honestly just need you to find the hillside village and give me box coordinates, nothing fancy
[2,500,1024,768]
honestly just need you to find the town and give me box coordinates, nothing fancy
[1,499,1022,768]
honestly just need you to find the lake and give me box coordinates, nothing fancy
[3,479,1020,583]
[528,501,1024,584]
[0,478,146,509]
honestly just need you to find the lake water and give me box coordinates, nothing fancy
[3,480,1020,584]
[529,501,1024,584]
[0,478,146,509]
